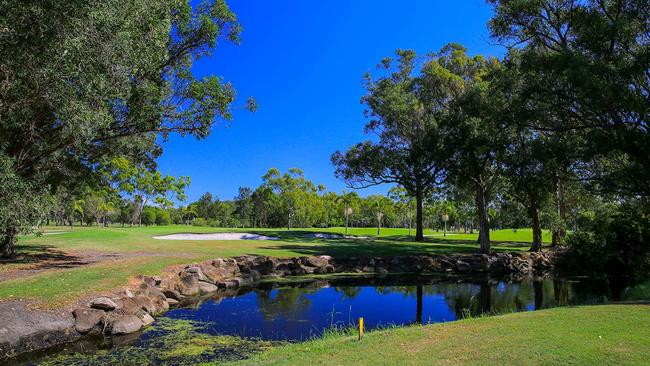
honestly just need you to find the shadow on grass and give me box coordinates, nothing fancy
[0,244,79,266]
[245,229,527,258]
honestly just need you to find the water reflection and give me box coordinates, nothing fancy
[164,275,616,341]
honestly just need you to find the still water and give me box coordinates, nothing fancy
[165,275,615,340]
[19,274,625,365]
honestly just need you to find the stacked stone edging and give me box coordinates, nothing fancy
[0,251,555,359]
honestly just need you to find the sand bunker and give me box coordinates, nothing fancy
[303,233,364,239]
[153,233,278,241]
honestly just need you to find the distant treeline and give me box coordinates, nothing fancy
[48,167,592,235]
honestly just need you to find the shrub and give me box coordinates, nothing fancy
[141,207,157,226]
[192,218,208,227]
[155,210,171,226]
[560,205,650,280]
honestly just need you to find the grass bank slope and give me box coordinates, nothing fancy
[232,304,650,366]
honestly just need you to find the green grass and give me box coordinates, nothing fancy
[229,304,650,366]
[1,225,542,307]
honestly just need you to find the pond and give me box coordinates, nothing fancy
[17,274,628,365]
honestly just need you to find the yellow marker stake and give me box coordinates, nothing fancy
[358,317,364,340]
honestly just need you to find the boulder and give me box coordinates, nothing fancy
[200,263,234,285]
[300,265,316,274]
[161,288,183,301]
[456,261,472,272]
[184,266,209,282]
[0,302,78,357]
[137,275,157,288]
[134,296,157,314]
[158,275,181,293]
[304,256,331,268]
[167,298,179,306]
[72,308,105,334]
[256,258,278,274]
[107,314,143,335]
[117,297,142,315]
[198,281,219,293]
[89,297,119,311]
[178,273,199,296]
[139,313,155,327]
[148,293,169,315]
[274,262,293,276]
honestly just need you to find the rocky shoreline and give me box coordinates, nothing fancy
[0,251,555,360]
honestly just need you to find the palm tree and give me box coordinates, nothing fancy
[337,191,357,235]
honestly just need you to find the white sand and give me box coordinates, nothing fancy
[153,232,278,241]
[303,233,365,239]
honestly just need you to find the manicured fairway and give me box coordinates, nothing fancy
[231,304,650,366]
[0,225,542,307]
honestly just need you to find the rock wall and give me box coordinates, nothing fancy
[0,251,555,359]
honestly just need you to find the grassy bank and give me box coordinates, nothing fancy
[0,225,541,307]
[231,304,650,366]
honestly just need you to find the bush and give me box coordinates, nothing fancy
[141,207,157,226]
[560,205,650,280]
[155,210,171,226]
[192,217,208,226]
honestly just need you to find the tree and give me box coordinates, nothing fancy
[389,187,415,236]
[234,187,253,227]
[261,168,321,230]
[501,131,554,251]
[0,156,48,257]
[251,186,274,228]
[337,191,360,234]
[332,49,448,242]
[440,44,504,253]
[0,0,252,257]
[180,205,199,225]
[105,157,190,226]
[488,0,649,197]
[365,195,393,236]
[155,209,172,226]
[141,207,157,226]
[436,200,457,237]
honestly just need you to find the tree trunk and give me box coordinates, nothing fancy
[475,185,491,254]
[1,227,17,259]
[551,172,566,247]
[529,202,543,252]
[345,209,349,235]
[415,190,424,241]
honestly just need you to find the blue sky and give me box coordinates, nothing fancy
[157,0,506,202]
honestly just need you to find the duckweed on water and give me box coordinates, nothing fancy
[37,318,276,366]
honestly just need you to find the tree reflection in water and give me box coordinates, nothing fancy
[163,275,618,341]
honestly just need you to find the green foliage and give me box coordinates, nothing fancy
[0,0,249,256]
[141,207,158,226]
[0,155,49,257]
[488,0,650,197]
[156,209,172,226]
[560,203,650,279]
[193,218,209,227]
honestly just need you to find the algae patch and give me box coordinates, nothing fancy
[36,318,276,366]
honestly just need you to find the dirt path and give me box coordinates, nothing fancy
[0,249,190,282]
